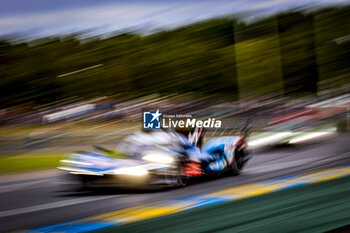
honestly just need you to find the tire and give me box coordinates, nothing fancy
[230,148,245,175]
[80,176,92,191]
[176,159,188,187]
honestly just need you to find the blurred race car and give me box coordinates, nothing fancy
[58,127,250,189]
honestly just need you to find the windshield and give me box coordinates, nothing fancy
[116,131,190,157]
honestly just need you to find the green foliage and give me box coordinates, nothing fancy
[1,6,350,108]
[235,35,284,98]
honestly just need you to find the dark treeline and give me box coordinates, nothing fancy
[1,6,350,107]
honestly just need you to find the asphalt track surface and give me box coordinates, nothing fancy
[0,134,349,233]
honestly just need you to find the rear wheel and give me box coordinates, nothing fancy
[230,149,245,175]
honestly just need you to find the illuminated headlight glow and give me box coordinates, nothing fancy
[248,132,293,148]
[114,167,148,176]
[143,153,174,164]
[289,128,336,144]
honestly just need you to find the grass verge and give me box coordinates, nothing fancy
[96,175,350,233]
[0,152,66,174]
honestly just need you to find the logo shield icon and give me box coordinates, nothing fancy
[143,109,161,129]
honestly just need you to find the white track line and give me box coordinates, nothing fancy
[0,196,117,218]
[0,179,52,193]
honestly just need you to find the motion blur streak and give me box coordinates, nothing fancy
[248,132,292,147]
[268,109,314,125]
[1,2,350,233]
[28,165,350,233]
[289,128,336,144]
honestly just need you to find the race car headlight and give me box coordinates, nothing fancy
[143,153,174,164]
[114,167,148,176]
